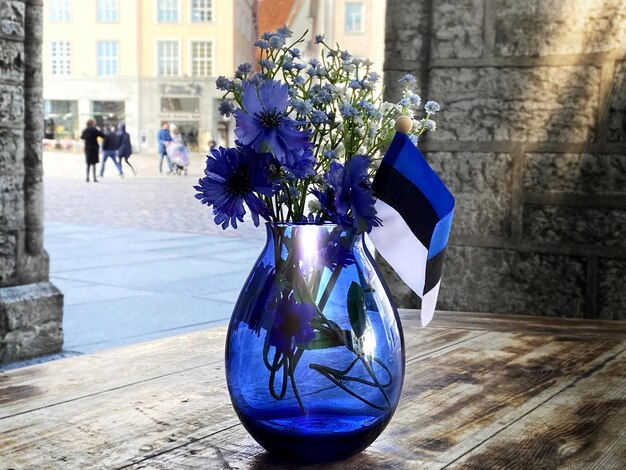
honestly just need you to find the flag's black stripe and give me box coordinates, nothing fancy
[373,161,439,249]
[424,247,446,294]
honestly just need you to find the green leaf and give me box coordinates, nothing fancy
[348,281,367,338]
[299,331,344,350]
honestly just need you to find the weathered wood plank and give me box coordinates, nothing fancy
[416,310,626,339]
[0,323,481,468]
[447,350,626,470]
[124,333,625,469]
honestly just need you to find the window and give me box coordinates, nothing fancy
[97,41,119,76]
[157,41,179,76]
[92,101,125,130]
[345,2,364,33]
[97,0,118,22]
[51,41,71,75]
[157,0,179,23]
[50,0,71,22]
[161,98,200,113]
[191,0,213,23]
[190,41,213,77]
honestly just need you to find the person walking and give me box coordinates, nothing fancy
[116,121,136,175]
[157,121,173,174]
[80,119,105,182]
[99,126,123,178]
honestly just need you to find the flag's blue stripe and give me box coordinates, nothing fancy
[429,210,454,259]
[385,133,455,220]
[373,161,438,249]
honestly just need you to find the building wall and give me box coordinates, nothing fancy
[1,0,63,364]
[383,0,626,319]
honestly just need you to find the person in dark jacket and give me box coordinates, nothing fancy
[80,119,105,182]
[157,121,173,174]
[99,125,123,178]
[116,122,136,175]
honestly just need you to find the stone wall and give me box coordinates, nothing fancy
[383,0,626,319]
[0,0,63,364]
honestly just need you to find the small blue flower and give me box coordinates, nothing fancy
[399,97,412,107]
[314,34,325,44]
[292,62,306,71]
[234,63,252,79]
[425,100,441,114]
[420,118,437,131]
[408,134,419,145]
[367,72,380,83]
[259,59,276,70]
[276,25,293,39]
[294,75,306,86]
[254,39,269,50]
[268,35,285,49]
[324,149,338,159]
[261,32,272,40]
[289,48,301,58]
[194,146,278,229]
[269,293,316,354]
[308,58,321,68]
[340,50,351,61]
[311,110,328,124]
[216,76,233,91]
[348,79,362,90]
[281,57,294,71]
[409,91,421,107]
[398,74,417,84]
[339,102,359,118]
[249,73,267,86]
[290,98,313,115]
[218,100,235,117]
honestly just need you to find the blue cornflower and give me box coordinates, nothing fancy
[425,100,441,114]
[408,91,421,107]
[315,156,381,233]
[194,146,278,229]
[218,100,235,117]
[314,34,325,44]
[254,39,269,50]
[269,293,316,354]
[339,102,359,118]
[420,118,437,131]
[249,73,267,86]
[311,110,328,124]
[259,59,276,70]
[368,72,380,83]
[358,100,380,118]
[307,65,327,77]
[348,79,362,90]
[268,35,285,49]
[289,48,301,58]
[281,57,294,71]
[308,58,321,68]
[216,76,233,91]
[294,75,306,86]
[276,25,293,39]
[340,50,351,61]
[234,80,314,177]
[234,63,252,79]
[398,97,412,107]
[261,32,272,40]
[292,62,306,71]
[398,74,417,84]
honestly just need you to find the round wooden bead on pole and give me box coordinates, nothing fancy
[395,116,413,134]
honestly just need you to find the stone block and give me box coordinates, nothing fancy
[437,245,587,317]
[432,0,483,59]
[0,174,25,230]
[494,0,626,56]
[597,260,626,320]
[523,205,626,249]
[429,66,600,142]
[385,0,430,67]
[523,153,626,195]
[0,40,24,81]
[428,152,513,237]
[0,281,63,364]
[0,127,23,175]
[0,0,25,38]
[0,83,25,124]
[0,232,17,285]
[607,61,626,142]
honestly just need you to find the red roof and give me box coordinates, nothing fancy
[258,0,296,36]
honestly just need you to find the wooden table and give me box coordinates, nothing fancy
[1,311,625,469]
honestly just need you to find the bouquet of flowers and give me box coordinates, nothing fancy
[196,27,442,426]
[195,27,439,234]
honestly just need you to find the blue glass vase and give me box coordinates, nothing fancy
[225,223,405,462]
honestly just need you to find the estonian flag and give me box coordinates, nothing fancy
[370,132,455,326]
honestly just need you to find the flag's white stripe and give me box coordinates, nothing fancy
[420,280,441,327]
[370,199,428,296]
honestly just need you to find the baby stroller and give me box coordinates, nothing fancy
[167,127,190,175]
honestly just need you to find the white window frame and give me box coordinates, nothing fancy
[97,0,119,23]
[50,41,71,76]
[344,2,365,34]
[156,0,181,24]
[189,39,215,77]
[155,39,181,77]
[97,41,119,77]
[190,0,214,23]
[50,0,71,22]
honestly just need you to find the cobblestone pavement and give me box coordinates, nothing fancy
[44,150,264,239]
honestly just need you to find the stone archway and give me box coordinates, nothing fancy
[1,0,63,364]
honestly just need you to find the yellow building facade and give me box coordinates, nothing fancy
[43,0,256,152]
